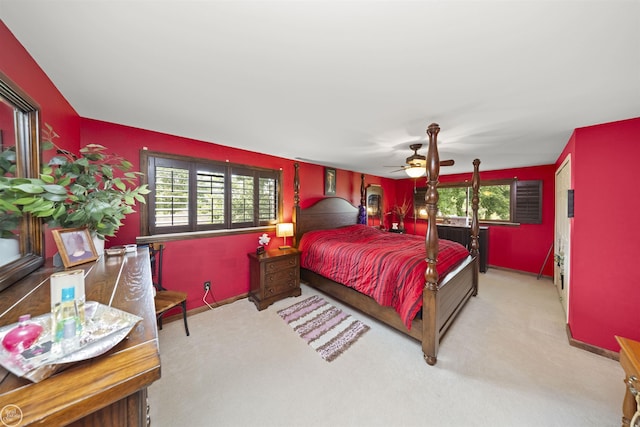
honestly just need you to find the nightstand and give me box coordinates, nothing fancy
[248,248,301,310]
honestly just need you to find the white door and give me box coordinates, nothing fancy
[555,156,571,318]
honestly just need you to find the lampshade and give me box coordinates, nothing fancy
[405,166,426,178]
[276,222,294,250]
[276,223,294,237]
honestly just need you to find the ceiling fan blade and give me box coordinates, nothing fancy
[440,159,455,167]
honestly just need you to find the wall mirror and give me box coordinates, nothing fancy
[366,184,383,227]
[0,72,44,292]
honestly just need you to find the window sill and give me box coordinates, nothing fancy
[136,225,277,245]
[418,218,521,227]
[479,221,520,227]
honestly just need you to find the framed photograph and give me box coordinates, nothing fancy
[324,167,336,196]
[52,227,99,268]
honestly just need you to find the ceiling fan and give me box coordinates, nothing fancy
[386,143,454,177]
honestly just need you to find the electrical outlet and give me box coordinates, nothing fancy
[204,281,211,291]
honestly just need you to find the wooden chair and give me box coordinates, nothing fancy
[150,243,190,336]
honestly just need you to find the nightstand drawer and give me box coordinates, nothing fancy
[265,256,298,273]
[264,280,298,297]
[265,269,298,293]
[266,267,297,285]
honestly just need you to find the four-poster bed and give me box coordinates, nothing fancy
[292,123,481,365]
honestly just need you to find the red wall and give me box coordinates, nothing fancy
[0,21,80,257]
[557,117,640,351]
[394,164,556,277]
[80,118,397,310]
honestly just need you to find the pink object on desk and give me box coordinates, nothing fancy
[2,314,43,354]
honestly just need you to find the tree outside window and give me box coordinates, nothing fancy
[416,180,515,222]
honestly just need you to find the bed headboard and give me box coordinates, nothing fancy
[293,197,359,247]
[292,163,363,247]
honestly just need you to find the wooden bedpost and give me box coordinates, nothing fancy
[293,162,301,248]
[470,158,481,296]
[358,173,367,224]
[423,123,440,366]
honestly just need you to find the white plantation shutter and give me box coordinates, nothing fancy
[154,165,189,229]
[196,169,225,226]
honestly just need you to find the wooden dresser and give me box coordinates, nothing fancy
[616,336,640,427]
[437,224,489,273]
[0,248,161,426]
[248,248,301,310]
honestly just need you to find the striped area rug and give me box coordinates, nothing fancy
[277,295,370,362]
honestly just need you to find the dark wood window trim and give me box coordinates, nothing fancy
[139,150,283,238]
[413,178,542,225]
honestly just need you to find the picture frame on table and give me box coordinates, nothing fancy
[324,167,336,196]
[52,227,99,268]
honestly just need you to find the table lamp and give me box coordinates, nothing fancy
[276,223,294,249]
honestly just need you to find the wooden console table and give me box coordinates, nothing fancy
[0,248,161,426]
[616,336,640,427]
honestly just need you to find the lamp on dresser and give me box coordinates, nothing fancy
[276,222,294,249]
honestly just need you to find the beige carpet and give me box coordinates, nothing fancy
[148,269,623,427]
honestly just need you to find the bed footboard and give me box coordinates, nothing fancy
[422,255,477,365]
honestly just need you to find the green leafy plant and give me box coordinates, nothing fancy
[0,124,150,239]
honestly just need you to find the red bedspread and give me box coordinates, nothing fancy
[298,224,470,329]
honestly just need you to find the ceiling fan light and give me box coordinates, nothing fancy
[405,166,425,178]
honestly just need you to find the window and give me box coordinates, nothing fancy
[142,152,281,235]
[414,179,542,224]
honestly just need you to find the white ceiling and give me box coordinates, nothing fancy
[1,1,639,177]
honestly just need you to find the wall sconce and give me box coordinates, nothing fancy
[276,223,294,249]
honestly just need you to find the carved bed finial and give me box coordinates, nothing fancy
[423,122,441,366]
[294,162,300,208]
[293,162,300,247]
[470,159,480,257]
[470,158,481,295]
[424,123,440,293]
